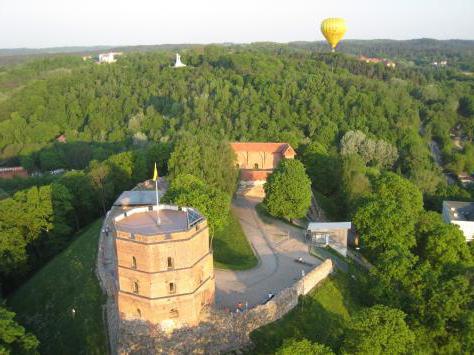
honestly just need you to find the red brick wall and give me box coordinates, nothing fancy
[0,167,28,179]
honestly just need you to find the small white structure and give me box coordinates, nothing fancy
[98,52,122,64]
[173,53,186,68]
[442,201,474,242]
[306,222,352,257]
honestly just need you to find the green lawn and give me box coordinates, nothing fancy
[250,269,367,354]
[213,211,258,270]
[255,202,305,229]
[8,220,107,355]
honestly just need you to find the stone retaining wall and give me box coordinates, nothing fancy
[118,259,334,354]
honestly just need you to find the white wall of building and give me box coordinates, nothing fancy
[451,221,474,242]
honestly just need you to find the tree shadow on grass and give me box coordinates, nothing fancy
[249,295,348,354]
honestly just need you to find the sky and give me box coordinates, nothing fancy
[0,0,473,48]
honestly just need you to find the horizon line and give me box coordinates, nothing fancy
[2,37,474,51]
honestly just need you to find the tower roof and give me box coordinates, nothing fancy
[114,205,204,235]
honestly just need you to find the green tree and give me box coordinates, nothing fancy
[341,305,415,355]
[0,225,28,279]
[88,160,114,215]
[340,154,371,214]
[168,132,238,195]
[146,142,171,176]
[276,339,335,355]
[50,183,74,237]
[354,172,423,261]
[58,171,97,228]
[164,174,231,234]
[263,159,312,220]
[300,141,340,196]
[459,96,474,117]
[0,305,39,354]
[415,211,472,270]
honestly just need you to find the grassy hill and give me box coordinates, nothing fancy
[8,220,107,355]
[250,269,366,353]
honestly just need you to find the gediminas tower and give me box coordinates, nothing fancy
[113,204,214,330]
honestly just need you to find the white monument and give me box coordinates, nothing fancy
[173,53,186,68]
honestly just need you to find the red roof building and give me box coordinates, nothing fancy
[0,166,28,179]
[230,142,296,182]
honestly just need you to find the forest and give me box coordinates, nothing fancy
[0,42,473,353]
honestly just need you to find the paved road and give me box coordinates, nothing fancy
[214,196,321,310]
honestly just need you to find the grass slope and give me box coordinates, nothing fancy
[213,211,258,270]
[8,220,107,355]
[250,270,365,353]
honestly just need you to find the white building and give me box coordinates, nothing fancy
[306,222,352,257]
[442,201,474,242]
[98,52,123,64]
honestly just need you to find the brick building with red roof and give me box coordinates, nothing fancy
[0,166,28,179]
[230,142,296,196]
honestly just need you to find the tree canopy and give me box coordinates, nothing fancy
[163,174,231,233]
[0,305,39,354]
[263,159,312,220]
[276,339,335,355]
[341,305,415,355]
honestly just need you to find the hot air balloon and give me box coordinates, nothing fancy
[321,18,347,52]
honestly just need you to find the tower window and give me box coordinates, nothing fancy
[137,308,141,318]
[131,256,137,269]
[169,309,179,318]
[169,282,176,294]
[167,257,174,269]
[133,281,139,294]
[254,163,259,169]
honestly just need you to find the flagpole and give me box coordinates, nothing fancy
[155,177,160,225]
[153,162,160,225]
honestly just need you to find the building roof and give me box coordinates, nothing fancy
[0,166,28,179]
[230,142,296,156]
[114,205,203,235]
[307,222,352,231]
[443,201,474,222]
[0,166,25,172]
[113,190,161,207]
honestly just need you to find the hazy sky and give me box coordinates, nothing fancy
[0,0,473,48]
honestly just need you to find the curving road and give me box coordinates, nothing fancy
[214,196,321,310]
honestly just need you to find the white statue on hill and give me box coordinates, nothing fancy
[173,53,186,68]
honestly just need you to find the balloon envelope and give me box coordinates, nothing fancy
[321,18,347,50]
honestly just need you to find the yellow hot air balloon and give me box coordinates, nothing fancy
[321,18,347,52]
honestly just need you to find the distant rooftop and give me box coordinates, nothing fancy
[114,205,204,235]
[443,201,474,221]
[230,142,295,156]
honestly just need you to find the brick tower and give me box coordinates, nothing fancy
[113,205,214,330]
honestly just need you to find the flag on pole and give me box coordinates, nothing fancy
[152,162,158,181]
